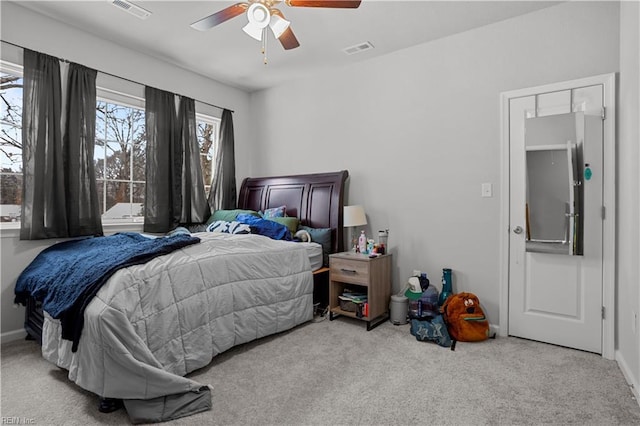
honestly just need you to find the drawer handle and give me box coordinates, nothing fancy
[340,268,357,274]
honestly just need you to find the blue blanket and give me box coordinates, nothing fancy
[14,232,200,351]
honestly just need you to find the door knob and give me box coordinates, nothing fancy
[513,226,523,234]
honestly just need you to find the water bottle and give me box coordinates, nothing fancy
[358,230,367,254]
[438,268,453,307]
[377,229,389,254]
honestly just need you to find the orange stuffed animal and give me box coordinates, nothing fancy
[442,292,490,342]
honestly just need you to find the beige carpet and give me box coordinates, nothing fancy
[2,316,640,425]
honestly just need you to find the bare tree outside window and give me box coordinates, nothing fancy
[0,72,23,222]
[197,118,218,197]
[95,100,146,223]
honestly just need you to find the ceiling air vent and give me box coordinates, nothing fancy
[111,0,152,20]
[342,41,374,56]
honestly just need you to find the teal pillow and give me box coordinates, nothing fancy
[299,225,332,266]
[268,217,299,234]
[206,209,260,225]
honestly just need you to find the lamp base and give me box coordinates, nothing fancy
[348,227,357,252]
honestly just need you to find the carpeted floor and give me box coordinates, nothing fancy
[2,316,640,425]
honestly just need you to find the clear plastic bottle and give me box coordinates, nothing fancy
[358,230,367,254]
[420,284,439,318]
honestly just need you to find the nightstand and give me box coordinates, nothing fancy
[329,252,392,330]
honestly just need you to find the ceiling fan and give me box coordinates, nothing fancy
[191,1,362,51]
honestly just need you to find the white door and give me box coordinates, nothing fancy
[507,85,605,353]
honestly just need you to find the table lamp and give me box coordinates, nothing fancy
[343,205,367,252]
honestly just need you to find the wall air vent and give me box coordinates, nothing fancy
[111,0,152,20]
[342,41,374,56]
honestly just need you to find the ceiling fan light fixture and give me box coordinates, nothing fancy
[269,14,290,39]
[242,22,264,41]
[246,3,270,28]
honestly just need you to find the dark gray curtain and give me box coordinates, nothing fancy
[177,97,210,224]
[21,51,103,240]
[64,63,103,237]
[144,86,179,233]
[20,50,67,239]
[208,109,236,210]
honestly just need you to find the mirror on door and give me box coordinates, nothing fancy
[524,112,584,255]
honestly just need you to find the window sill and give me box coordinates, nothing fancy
[0,223,145,239]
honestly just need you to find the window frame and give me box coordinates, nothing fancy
[195,111,220,198]
[95,91,147,225]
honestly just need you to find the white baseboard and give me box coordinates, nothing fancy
[1,328,26,344]
[615,350,640,406]
[490,323,500,337]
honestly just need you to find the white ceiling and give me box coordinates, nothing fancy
[15,1,561,92]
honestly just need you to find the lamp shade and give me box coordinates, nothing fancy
[343,205,367,227]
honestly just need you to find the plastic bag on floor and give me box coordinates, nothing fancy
[410,315,452,348]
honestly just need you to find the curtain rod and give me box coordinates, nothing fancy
[1,39,234,114]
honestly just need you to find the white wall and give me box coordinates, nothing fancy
[248,1,620,327]
[0,2,252,340]
[615,0,640,398]
[0,233,55,341]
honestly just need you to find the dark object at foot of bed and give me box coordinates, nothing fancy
[99,397,123,413]
[25,297,43,344]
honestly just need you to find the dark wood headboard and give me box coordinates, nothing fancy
[237,170,349,254]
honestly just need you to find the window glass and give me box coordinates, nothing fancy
[0,71,23,223]
[197,114,218,197]
[95,100,146,223]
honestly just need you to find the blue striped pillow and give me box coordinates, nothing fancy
[206,220,251,235]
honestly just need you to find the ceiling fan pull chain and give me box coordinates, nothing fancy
[262,27,268,65]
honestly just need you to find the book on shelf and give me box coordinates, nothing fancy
[340,289,367,302]
[339,294,368,303]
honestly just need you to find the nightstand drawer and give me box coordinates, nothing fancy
[330,257,369,285]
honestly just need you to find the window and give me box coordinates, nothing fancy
[95,99,146,223]
[0,64,220,227]
[0,70,23,223]
[95,102,219,224]
[196,113,219,197]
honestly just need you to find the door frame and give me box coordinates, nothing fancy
[499,73,616,359]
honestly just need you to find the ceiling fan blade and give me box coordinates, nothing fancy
[285,0,361,8]
[190,3,248,31]
[278,26,300,50]
[270,9,300,50]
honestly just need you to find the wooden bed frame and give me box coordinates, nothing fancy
[237,170,349,254]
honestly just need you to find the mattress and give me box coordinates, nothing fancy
[300,241,323,271]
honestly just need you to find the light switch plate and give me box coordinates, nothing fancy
[481,183,493,198]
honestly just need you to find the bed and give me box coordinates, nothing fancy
[18,170,349,423]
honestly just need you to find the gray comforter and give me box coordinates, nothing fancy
[41,232,313,421]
